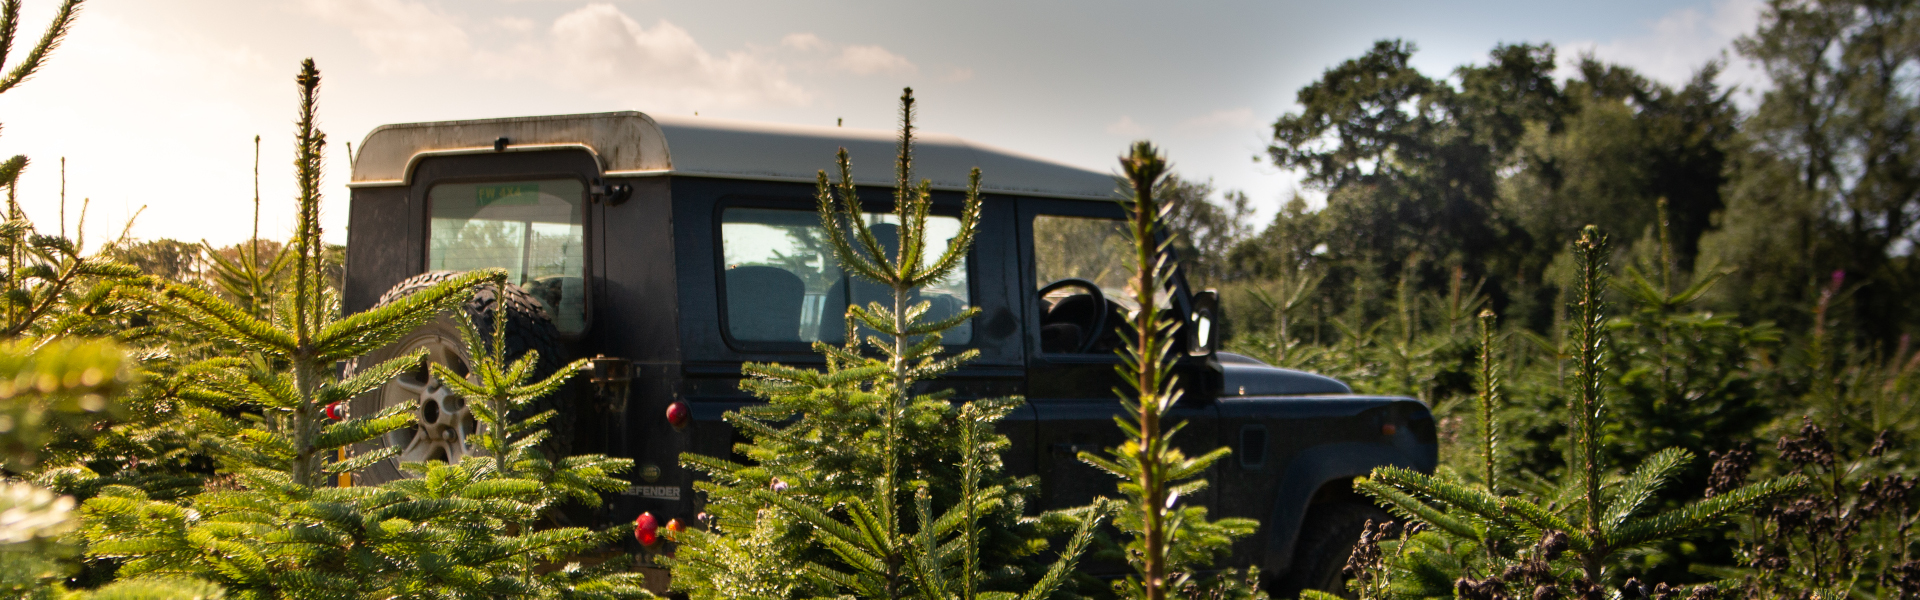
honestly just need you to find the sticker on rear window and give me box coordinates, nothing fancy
[476,183,541,207]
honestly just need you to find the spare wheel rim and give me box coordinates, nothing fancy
[377,330,483,465]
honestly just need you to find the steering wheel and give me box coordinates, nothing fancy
[1037,278,1110,354]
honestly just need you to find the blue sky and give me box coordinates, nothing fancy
[0,0,1765,246]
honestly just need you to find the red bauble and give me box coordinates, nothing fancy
[634,512,659,546]
[665,401,691,429]
[323,402,345,421]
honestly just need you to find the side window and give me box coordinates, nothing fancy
[1032,215,1157,354]
[428,179,587,334]
[720,207,972,345]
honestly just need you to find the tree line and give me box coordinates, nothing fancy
[1174,1,1917,352]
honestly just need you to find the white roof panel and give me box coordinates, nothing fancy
[349,111,1119,201]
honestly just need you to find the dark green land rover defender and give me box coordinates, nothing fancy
[342,111,1436,592]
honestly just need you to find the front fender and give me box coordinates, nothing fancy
[1261,439,1436,573]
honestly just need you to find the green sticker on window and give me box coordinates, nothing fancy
[476,183,541,207]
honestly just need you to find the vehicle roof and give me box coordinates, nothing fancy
[348,111,1120,201]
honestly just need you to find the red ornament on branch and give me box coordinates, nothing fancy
[634,512,659,546]
[665,401,691,429]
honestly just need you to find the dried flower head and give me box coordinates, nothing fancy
[1456,577,1509,600]
[1538,530,1570,561]
[1705,443,1755,497]
[1869,430,1899,458]
[1777,418,1835,471]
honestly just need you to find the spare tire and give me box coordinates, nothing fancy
[347,271,570,485]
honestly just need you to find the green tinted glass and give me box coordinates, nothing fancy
[428,179,586,334]
[720,207,971,344]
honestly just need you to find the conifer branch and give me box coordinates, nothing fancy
[0,0,77,96]
[1572,225,1608,579]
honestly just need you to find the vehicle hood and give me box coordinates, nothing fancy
[1216,352,1351,396]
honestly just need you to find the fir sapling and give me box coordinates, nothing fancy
[1079,141,1256,600]
[394,299,646,597]
[120,59,492,488]
[199,134,288,322]
[1345,226,1807,598]
[674,88,1100,600]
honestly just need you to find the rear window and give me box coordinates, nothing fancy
[720,207,971,345]
[428,179,586,334]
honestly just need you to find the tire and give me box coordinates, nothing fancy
[347,271,570,485]
[1273,501,1392,599]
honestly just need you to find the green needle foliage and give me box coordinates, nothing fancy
[0,338,225,599]
[675,88,1100,600]
[76,302,647,599]
[1337,226,1807,599]
[1079,142,1255,600]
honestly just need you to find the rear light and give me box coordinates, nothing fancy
[634,512,659,546]
[1381,423,1398,436]
[666,401,691,429]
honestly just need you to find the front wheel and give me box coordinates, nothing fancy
[347,271,568,485]
[1274,501,1392,599]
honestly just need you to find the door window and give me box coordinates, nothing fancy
[1032,215,1163,354]
[427,179,587,334]
[721,207,971,344]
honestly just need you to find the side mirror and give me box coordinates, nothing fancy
[1188,289,1220,357]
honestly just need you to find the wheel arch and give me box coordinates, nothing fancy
[1259,441,1433,577]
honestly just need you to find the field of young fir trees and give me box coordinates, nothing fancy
[0,0,1914,599]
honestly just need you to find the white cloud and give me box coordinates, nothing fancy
[1561,0,1766,96]
[1178,107,1257,132]
[835,45,915,75]
[492,16,536,33]
[782,32,826,51]
[1106,116,1147,136]
[300,3,921,110]
[942,67,975,82]
[300,0,470,74]
[539,4,811,109]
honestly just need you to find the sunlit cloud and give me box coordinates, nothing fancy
[1560,0,1765,97]
[782,33,827,51]
[300,0,471,74]
[1178,107,1257,132]
[534,4,812,109]
[834,45,916,76]
[1106,116,1147,136]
